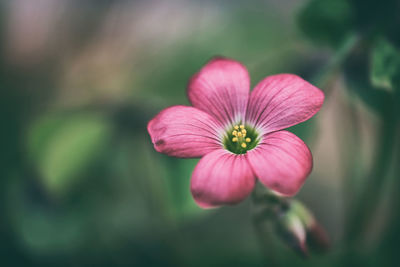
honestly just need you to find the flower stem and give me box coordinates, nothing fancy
[251,183,293,264]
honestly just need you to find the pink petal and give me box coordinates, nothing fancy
[246,74,324,133]
[188,57,250,127]
[147,105,222,158]
[190,149,255,208]
[247,131,312,196]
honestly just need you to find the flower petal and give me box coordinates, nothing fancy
[247,131,312,196]
[188,57,250,127]
[190,149,255,208]
[246,74,324,133]
[147,105,222,158]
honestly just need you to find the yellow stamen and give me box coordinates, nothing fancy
[241,129,247,134]
[241,143,247,148]
[232,130,238,136]
[234,125,239,130]
[245,137,251,142]
[240,125,245,129]
[232,137,238,142]
[237,132,242,137]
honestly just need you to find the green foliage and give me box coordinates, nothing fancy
[343,41,394,115]
[162,157,205,220]
[297,0,353,47]
[345,71,393,115]
[371,38,400,91]
[298,0,400,113]
[7,0,400,265]
[28,112,112,196]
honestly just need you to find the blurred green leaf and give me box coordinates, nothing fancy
[162,157,205,220]
[297,0,353,47]
[6,178,86,255]
[28,112,112,195]
[371,38,400,91]
[344,43,394,115]
[345,72,393,115]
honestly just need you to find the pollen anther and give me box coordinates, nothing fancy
[226,124,258,154]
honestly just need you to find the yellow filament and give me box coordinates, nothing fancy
[232,130,238,136]
[234,125,239,130]
[240,125,245,129]
[245,138,251,142]
[241,143,247,148]
[237,132,242,137]
[232,137,238,142]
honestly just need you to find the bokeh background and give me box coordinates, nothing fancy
[1,0,400,266]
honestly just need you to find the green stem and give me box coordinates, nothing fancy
[341,98,362,233]
[344,110,397,244]
[312,34,360,89]
[251,183,290,265]
[378,87,400,247]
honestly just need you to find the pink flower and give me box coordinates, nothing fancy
[147,57,324,208]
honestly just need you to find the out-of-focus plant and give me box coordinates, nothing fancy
[252,183,329,257]
[3,0,400,266]
[27,112,113,196]
[297,0,400,258]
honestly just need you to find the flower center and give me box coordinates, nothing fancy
[223,124,260,154]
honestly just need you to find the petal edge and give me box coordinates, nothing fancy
[246,74,324,133]
[190,149,255,208]
[247,130,313,196]
[147,105,222,158]
[188,57,250,127]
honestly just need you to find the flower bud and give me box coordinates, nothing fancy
[275,211,308,257]
[291,200,330,252]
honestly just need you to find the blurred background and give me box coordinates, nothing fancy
[1,0,400,266]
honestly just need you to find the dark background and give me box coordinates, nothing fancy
[1,0,400,266]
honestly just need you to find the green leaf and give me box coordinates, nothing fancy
[162,157,205,220]
[343,44,394,116]
[28,112,112,196]
[345,71,393,116]
[297,0,353,47]
[371,38,400,91]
